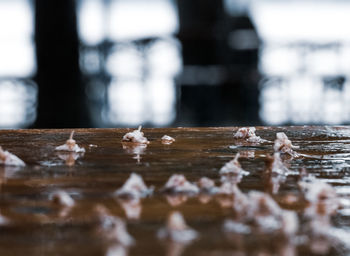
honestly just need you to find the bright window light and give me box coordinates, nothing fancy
[322,87,344,124]
[146,77,176,126]
[0,0,35,77]
[306,48,340,76]
[108,0,179,41]
[147,38,182,77]
[250,1,350,43]
[259,79,288,125]
[259,75,349,124]
[260,46,300,76]
[0,0,37,128]
[339,46,350,74]
[106,44,143,79]
[260,101,287,125]
[78,0,106,45]
[106,78,176,126]
[107,80,146,125]
[253,0,350,125]
[79,0,181,126]
[0,80,37,128]
[287,77,322,123]
[0,0,33,40]
[0,40,36,77]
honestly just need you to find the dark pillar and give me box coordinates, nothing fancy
[176,0,261,126]
[34,0,90,128]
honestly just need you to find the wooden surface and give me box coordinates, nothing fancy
[0,127,349,256]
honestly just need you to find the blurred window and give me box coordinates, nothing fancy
[250,1,350,125]
[0,0,37,128]
[78,0,181,127]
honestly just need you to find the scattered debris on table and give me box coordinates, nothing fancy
[233,127,267,143]
[122,126,149,145]
[55,131,85,153]
[219,153,249,176]
[162,174,199,194]
[161,135,175,145]
[115,173,153,199]
[273,132,299,157]
[158,211,198,243]
[0,146,25,167]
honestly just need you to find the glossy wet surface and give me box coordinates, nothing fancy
[0,126,349,256]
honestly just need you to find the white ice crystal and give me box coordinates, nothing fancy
[219,153,250,176]
[233,127,267,143]
[157,211,198,243]
[273,132,299,156]
[163,174,199,194]
[122,126,149,144]
[161,135,175,145]
[0,146,25,167]
[55,131,85,153]
[115,173,153,198]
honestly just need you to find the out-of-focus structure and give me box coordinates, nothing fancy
[0,0,350,128]
[0,0,37,128]
[77,0,260,127]
[78,0,181,127]
[251,0,350,124]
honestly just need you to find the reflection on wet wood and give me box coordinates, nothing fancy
[0,126,349,256]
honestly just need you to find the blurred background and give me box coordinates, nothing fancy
[1,0,350,128]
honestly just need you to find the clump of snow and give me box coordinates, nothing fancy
[299,180,339,217]
[162,174,199,194]
[273,132,299,157]
[247,191,298,235]
[161,135,175,145]
[157,211,198,243]
[118,197,142,220]
[265,152,296,194]
[197,177,218,194]
[55,131,85,153]
[223,191,298,236]
[266,152,292,175]
[299,180,350,251]
[115,173,153,198]
[122,126,149,145]
[94,205,134,246]
[219,153,249,176]
[234,127,267,143]
[0,146,25,167]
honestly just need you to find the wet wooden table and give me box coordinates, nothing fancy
[0,126,349,256]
